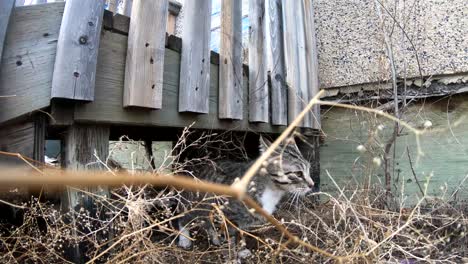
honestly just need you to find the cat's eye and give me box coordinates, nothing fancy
[287,171,303,178]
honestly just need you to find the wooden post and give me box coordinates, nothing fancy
[249,0,269,123]
[281,0,312,128]
[302,0,321,129]
[0,0,15,63]
[51,0,106,101]
[219,0,243,120]
[178,0,211,113]
[123,0,168,109]
[61,124,110,262]
[265,0,287,125]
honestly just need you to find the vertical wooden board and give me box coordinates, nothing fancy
[178,0,211,113]
[0,3,64,124]
[31,0,47,4]
[281,0,311,128]
[61,124,110,262]
[303,0,321,129]
[106,0,117,12]
[265,0,287,125]
[51,0,105,101]
[123,0,168,109]
[15,0,26,6]
[0,0,15,63]
[122,0,133,16]
[249,0,269,123]
[219,0,243,120]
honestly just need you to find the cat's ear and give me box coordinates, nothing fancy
[284,137,303,156]
[259,136,272,154]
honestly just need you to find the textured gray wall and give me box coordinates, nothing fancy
[314,0,468,88]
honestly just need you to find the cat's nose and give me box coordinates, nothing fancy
[307,181,315,188]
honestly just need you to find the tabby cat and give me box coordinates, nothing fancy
[177,136,314,248]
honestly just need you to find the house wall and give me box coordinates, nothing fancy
[320,93,468,203]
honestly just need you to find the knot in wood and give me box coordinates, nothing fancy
[79,35,88,45]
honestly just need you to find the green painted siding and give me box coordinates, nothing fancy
[320,94,468,204]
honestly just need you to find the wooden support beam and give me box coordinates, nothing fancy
[249,0,269,123]
[61,124,110,262]
[281,0,312,128]
[265,0,287,125]
[303,0,321,129]
[219,0,243,120]
[51,0,105,101]
[123,0,168,109]
[0,0,15,63]
[178,0,211,113]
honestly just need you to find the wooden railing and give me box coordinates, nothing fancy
[0,0,321,130]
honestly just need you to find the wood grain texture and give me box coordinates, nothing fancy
[73,30,284,133]
[265,0,287,125]
[178,0,211,113]
[249,0,269,123]
[106,0,117,12]
[0,121,34,165]
[15,0,26,6]
[0,3,283,133]
[219,0,243,120]
[0,116,45,165]
[123,0,168,109]
[51,0,105,101]
[281,0,312,128]
[303,0,321,129]
[122,0,132,16]
[61,124,110,262]
[0,0,15,63]
[0,3,64,124]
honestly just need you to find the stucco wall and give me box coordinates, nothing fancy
[315,0,468,88]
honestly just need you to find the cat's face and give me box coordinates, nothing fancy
[259,136,314,194]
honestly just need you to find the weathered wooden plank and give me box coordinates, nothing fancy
[61,124,110,262]
[302,0,321,129]
[281,0,312,128]
[0,0,15,63]
[123,0,168,109]
[1,3,284,133]
[31,0,47,4]
[249,0,269,123]
[219,0,243,120]
[51,0,105,101]
[73,30,284,133]
[0,121,35,165]
[15,0,26,6]
[122,0,133,17]
[0,2,64,124]
[265,0,287,125]
[0,115,45,165]
[106,0,118,12]
[178,0,211,113]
